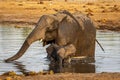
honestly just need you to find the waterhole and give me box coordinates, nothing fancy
[0,24,120,74]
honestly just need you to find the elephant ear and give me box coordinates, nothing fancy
[47,20,59,31]
[60,10,84,30]
[47,15,67,31]
[53,13,67,22]
[59,15,67,23]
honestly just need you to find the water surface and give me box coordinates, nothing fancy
[0,24,120,74]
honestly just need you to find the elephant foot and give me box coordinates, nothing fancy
[70,56,95,63]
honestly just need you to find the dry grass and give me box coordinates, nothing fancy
[0,1,119,19]
[0,1,120,30]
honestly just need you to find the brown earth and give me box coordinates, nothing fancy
[0,72,120,80]
[0,0,120,31]
[0,0,120,80]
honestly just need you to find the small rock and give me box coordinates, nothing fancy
[14,25,21,28]
[49,70,54,75]
[39,1,44,4]
[2,71,16,76]
[13,76,22,80]
[27,71,37,76]
[5,77,12,80]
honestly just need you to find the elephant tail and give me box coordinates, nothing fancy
[96,39,105,52]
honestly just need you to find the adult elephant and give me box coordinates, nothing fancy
[5,10,96,63]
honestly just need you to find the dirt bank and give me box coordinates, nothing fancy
[0,1,120,31]
[0,72,120,80]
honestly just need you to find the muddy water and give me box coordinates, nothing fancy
[0,25,120,74]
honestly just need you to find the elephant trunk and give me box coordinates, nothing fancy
[5,15,47,62]
[5,40,30,62]
[5,27,44,62]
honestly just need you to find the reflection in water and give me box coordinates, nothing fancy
[0,25,120,74]
[49,63,95,73]
[12,61,29,74]
[9,61,95,74]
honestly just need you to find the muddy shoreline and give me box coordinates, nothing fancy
[0,1,120,31]
[0,72,120,80]
[0,20,120,31]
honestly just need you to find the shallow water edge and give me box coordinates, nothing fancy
[0,25,120,74]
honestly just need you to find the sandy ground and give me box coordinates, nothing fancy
[0,0,120,80]
[0,1,120,31]
[0,72,120,80]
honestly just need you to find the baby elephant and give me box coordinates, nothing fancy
[57,44,76,63]
[46,44,76,65]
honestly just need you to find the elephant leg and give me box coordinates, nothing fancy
[46,45,54,59]
[46,44,65,65]
[46,44,59,62]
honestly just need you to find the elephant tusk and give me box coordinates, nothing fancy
[39,39,43,42]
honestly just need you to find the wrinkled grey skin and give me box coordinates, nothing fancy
[57,44,76,60]
[46,44,76,64]
[5,10,96,63]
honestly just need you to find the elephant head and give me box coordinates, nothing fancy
[5,14,67,62]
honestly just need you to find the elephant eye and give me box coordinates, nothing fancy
[46,20,58,32]
[46,26,52,31]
